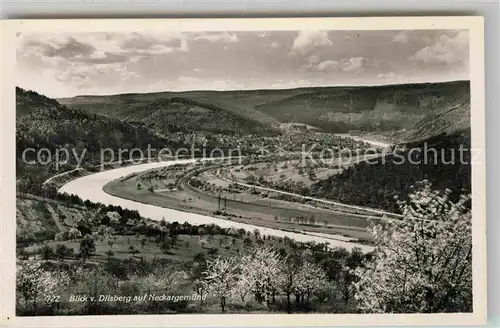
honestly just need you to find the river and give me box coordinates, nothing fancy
[334,133,393,148]
[58,159,373,252]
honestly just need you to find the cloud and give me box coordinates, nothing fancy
[120,33,189,54]
[16,30,471,98]
[20,36,95,60]
[16,32,192,95]
[315,60,339,72]
[306,57,367,73]
[269,41,280,48]
[409,31,469,65]
[18,32,188,66]
[290,31,332,55]
[393,31,409,43]
[377,72,404,80]
[51,62,140,90]
[193,32,239,43]
[341,57,366,72]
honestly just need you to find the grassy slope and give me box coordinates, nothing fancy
[16,195,90,245]
[16,195,293,262]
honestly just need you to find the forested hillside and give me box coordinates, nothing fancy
[59,80,470,134]
[310,132,471,212]
[16,87,187,184]
[255,81,469,133]
[393,100,470,142]
[125,97,277,135]
[59,90,280,135]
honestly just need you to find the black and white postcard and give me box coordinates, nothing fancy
[1,17,487,326]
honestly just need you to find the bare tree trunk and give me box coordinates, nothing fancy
[220,297,226,312]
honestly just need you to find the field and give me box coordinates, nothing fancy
[43,233,289,263]
[221,159,344,188]
[102,163,373,242]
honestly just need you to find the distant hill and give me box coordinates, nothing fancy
[124,96,277,135]
[255,80,470,134]
[59,80,470,135]
[59,90,281,136]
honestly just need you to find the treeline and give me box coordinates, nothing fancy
[310,133,471,212]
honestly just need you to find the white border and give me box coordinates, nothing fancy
[0,16,487,327]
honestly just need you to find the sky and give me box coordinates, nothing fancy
[16,29,469,98]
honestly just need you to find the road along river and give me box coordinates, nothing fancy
[58,159,373,252]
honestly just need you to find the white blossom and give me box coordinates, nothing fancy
[353,182,472,313]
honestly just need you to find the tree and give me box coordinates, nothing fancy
[105,250,114,261]
[41,245,54,262]
[73,267,116,315]
[105,226,115,238]
[353,182,473,313]
[208,247,219,258]
[55,244,69,262]
[129,245,140,257]
[338,247,364,308]
[79,235,96,263]
[293,250,328,307]
[106,211,121,226]
[156,236,170,252]
[237,246,282,305]
[243,237,253,248]
[220,235,228,247]
[68,227,82,240]
[278,254,301,313]
[107,239,114,249]
[16,259,70,315]
[199,237,208,249]
[170,233,179,247]
[203,257,239,312]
